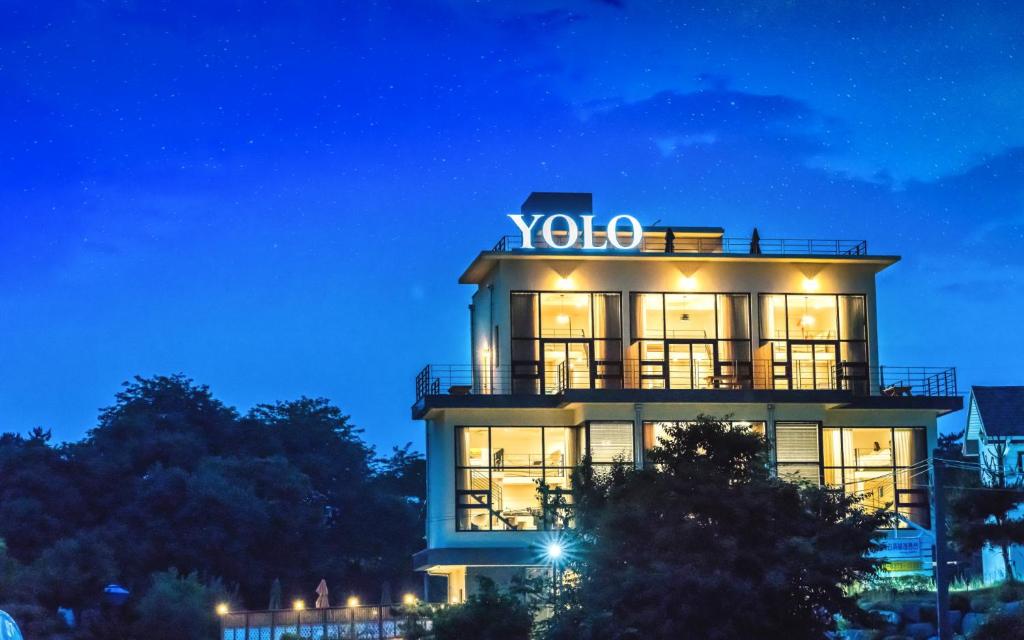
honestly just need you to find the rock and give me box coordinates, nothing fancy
[1001,600,1024,615]
[900,603,921,623]
[945,609,963,632]
[969,595,994,612]
[840,630,874,640]
[962,612,985,636]
[873,610,901,625]
[904,622,936,640]
[919,604,937,624]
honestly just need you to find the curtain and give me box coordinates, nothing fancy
[839,295,867,340]
[841,429,856,468]
[822,428,843,467]
[894,428,918,467]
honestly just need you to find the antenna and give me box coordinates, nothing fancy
[650,219,661,226]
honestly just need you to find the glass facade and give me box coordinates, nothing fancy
[822,426,929,528]
[630,293,752,389]
[511,292,622,394]
[758,294,868,392]
[455,426,583,531]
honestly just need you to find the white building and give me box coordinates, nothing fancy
[962,385,1024,583]
[413,192,962,603]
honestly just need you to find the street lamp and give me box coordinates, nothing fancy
[543,539,567,612]
[215,603,230,616]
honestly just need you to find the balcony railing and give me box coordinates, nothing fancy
[491,234,868,256]
[414,362,957,401]
[220,605,434,640]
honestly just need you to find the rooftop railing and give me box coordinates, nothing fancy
[491,234,869,256]
[414,362,957,401]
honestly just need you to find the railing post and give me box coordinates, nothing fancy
[271,611,276,640]
[244,612,250,640]
[323,609,328,640]
[378,605,384,639]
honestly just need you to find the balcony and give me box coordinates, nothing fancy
[491,234,869,256]
[412,362,960,417]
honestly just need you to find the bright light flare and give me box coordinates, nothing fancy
[215,603,230,616]
[347,596,360,608]
[545,541,564,561]
[402,593,418,606]
[293,599,305,611]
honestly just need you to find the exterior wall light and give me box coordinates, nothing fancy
[347,596,360,608]
[802,277,819,292]
[556,276,573,290]
[293,599,305,611]
[216,603,230,616]
[679,274,697,290]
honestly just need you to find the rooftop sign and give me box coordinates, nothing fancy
[507,213,644,250]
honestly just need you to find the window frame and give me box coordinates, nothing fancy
[820,425,930,529]
[756,292,870,392]
[510,291,624,394]
[629,291,754,389]
[453,424,585,533]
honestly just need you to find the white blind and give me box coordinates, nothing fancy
[589,422,634,463]
[776,424,820,463]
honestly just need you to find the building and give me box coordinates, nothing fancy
[962,385,1024,582]
[412,192,963,602]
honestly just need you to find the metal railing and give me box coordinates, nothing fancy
[220,605,434,640]
[414,362,958,401]
[492,234,868,256]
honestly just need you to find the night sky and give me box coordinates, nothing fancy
[2,1,1022,451]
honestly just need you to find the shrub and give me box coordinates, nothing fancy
[968,609,1024,640]
[131,569,230,640]
[429,577,532,640]
[996,581,1024,603]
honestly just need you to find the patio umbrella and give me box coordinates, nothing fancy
[750,227,762,255]
[315,579,330,609]
[269,578,282,610]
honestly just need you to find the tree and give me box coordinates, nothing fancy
[0,374,428,633]
[130,569,230,640]
[545,416,891,640]
[950,432,1024,582]
[428,577,533,640]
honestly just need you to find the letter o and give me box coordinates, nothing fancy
[541,214,580,249]
[606,214,643,250]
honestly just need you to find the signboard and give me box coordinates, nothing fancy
[879,537,923,560]
[883,560,923,574]
[0,611,24,640]
[508,213,644,250]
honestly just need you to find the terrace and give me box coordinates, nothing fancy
[412,362,961,417]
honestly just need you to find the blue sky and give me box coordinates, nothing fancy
[1,1,1022,450]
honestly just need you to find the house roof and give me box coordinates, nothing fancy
[972,386,1024,437]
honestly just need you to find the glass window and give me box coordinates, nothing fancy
[455,426,583,532]
[776,423,821,484]
[819,426,929,528]
[665,293,716,339]
[540,293,591,338]
[842,428,893,467]
[839,295,867,340]
[787,295,838,340]
[491,427,543,468]
[633,293,665,339]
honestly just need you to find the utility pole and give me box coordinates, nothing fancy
[933,452,951,640]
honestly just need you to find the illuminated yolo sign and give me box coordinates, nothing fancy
[507,213,644,250]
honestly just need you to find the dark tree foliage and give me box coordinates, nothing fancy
[428,577,533,640]
[0,374,425,637]
[545,416,891,640]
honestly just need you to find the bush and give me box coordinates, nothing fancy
[996,581,1024,603]
[968,609,1024,640]
[950,593,971,612]
[429,577,532,640]
[131,569,230,640]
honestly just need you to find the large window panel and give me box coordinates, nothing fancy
[540,293,591,338]
[455,426,583,532]
[820,426,929,529]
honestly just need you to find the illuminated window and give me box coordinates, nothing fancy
[757,294,868,392]
[510,292,622,394]
[630,293,752,390]
[455,426,582,532]
[643,420,766,451]
[822,427,929,528]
